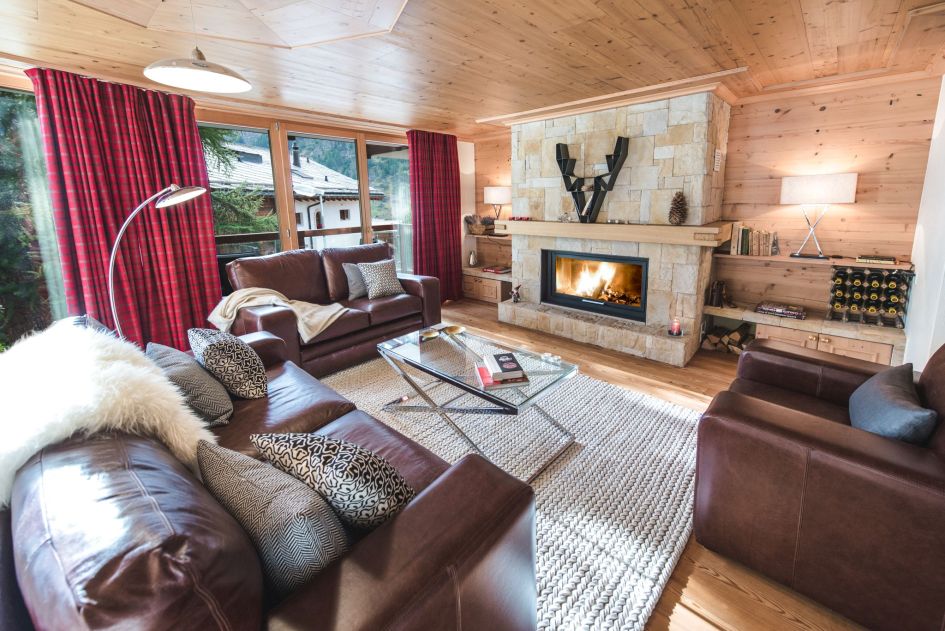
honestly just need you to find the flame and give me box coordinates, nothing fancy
[573,262,616,297]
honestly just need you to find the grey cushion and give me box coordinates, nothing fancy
[197,440,349,598]
[357,259,405,300]
[849,363,938,444]
[146,343,233,427]
[188,328,268,399]
[250,433,415,530]
[342,262,367,300]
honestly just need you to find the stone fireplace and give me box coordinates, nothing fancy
[497,89,731,367]
[541,250,648,321]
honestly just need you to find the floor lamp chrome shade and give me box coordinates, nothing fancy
[144,47,252,94]
[780,172,857,259]
[108,184,207,339]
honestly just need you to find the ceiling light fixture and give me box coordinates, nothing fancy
[144,47,252,93]
[143,0,251,94]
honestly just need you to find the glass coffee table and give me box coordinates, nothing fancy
[377,326,577,482]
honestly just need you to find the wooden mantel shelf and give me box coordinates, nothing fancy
[493,220,733,247]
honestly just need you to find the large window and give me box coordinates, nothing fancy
[0,88,65,349]
[287,134,363,250]
[367,141,412,272]
[199,124,281,288]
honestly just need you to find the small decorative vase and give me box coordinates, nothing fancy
[468,250,478,267]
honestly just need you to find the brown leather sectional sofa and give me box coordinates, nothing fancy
[695,339,945,631]
[2,332,536,631]
[227,243,441,377]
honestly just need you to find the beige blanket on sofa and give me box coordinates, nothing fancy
[209,288,347,343]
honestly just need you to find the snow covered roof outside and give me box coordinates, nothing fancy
[205,143,383,201]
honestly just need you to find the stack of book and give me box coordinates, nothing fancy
[755,301,807,320]
[854,255,898,265]
[729,223,776,256]
[476,352,530,390]
[481,265,511,274]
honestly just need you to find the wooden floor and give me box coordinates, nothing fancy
[442,300,861,631]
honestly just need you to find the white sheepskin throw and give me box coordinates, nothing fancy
[0,320,216,507]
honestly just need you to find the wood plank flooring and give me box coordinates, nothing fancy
[442,299,861,631]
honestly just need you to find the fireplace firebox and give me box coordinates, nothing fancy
[540,250,648,321]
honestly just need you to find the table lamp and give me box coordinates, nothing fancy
[108,184,207,339]
[483,186,512,218]
[779,172,857,259]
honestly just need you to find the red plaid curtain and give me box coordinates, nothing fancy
[27,68,221,349]
[407,129,462,301]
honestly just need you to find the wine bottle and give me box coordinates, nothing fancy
[850,271,865,287]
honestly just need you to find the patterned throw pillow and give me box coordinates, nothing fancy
[357,259,405,300]
[250,433,416,530]
[188,328,268,399]
[146,343,234,427]
[342,262,367,300]
[197,441,349,598]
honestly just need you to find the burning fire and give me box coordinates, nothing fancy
[573,261,617,297]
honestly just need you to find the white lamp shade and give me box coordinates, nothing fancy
[144,48,251,94]
[780,173,857,205]
[483,186,512,205]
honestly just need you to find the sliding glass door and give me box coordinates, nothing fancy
[367,141,412,272]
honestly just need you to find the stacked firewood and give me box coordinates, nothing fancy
[701,324,755,354]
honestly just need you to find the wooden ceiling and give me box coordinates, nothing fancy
[1,0,944,137]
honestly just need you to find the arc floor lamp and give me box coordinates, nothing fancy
[108,184,207,338]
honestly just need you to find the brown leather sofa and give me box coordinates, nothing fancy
[227,243,441,377]
[695,339,945,631]
[3,332,536,631]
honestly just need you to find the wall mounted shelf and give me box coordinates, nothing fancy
[493,220,733,247]
[713,253,914,271]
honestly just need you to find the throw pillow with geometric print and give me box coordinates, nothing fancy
[188,328,268,399]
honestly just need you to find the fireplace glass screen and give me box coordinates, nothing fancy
[541,250,648,321]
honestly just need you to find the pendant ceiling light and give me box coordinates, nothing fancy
[143,1,251,94]
[144,47,251,93]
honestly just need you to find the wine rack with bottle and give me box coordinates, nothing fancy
[827,266,914,328]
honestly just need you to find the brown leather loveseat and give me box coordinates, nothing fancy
[227,243,441,377]
[695,339,945,631]
[2,332,536,631]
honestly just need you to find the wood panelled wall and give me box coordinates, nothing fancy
[474,135,512,217]
[716,76,940,312]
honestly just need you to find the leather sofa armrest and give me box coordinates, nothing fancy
[736,339,888,406]
[238,332,287,368]
[229,305,301,366]
[398,273,441,326]
[268,454,536,631]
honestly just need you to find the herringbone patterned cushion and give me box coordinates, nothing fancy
[357,259,405,300]
[188,328,267,399]
[250,433,415,530]
[197,440,349,598]
[146,343,233,427]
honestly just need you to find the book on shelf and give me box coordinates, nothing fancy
[481,265,512,274]
[475,366,530,390]
[755,301,807,320]
[483,352,524,380]
[855,255,898,265]
[726,224,775,257]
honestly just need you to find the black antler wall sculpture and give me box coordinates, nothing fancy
[555,136,629,224]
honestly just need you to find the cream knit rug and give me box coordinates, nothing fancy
[323,359,700,631]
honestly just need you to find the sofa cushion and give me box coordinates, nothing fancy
[147,342,234,427]
[343,294,423,326]
[11,433,263,631]
[251,433,416,530]
[198,441,349,599]
[227,249,329,304]
[317,410,449,493]
[213,361,356,458]
[919,343,945,454]
[342,262,367,300]
[729,378,851,425]
[850,363,938,444]
[358,259,406,300]
[308,308,371,344]
[189,329,268,399]
[322,242,392,302]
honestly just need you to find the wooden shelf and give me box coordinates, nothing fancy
[462,267,514,282]
[713,253,914,271]
[465,233,511,241]
[493,220,733,247]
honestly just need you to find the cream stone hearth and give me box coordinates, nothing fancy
[497,90,731,367]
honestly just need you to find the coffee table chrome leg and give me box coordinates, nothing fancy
[379,351,487,459]
[526,403,576,483]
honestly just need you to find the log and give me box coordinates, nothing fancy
[705,326,727,345]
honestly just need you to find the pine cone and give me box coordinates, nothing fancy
[669,191,688,225]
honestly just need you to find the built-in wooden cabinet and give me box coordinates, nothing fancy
[463,274,510,304]
[755,324,894,365]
